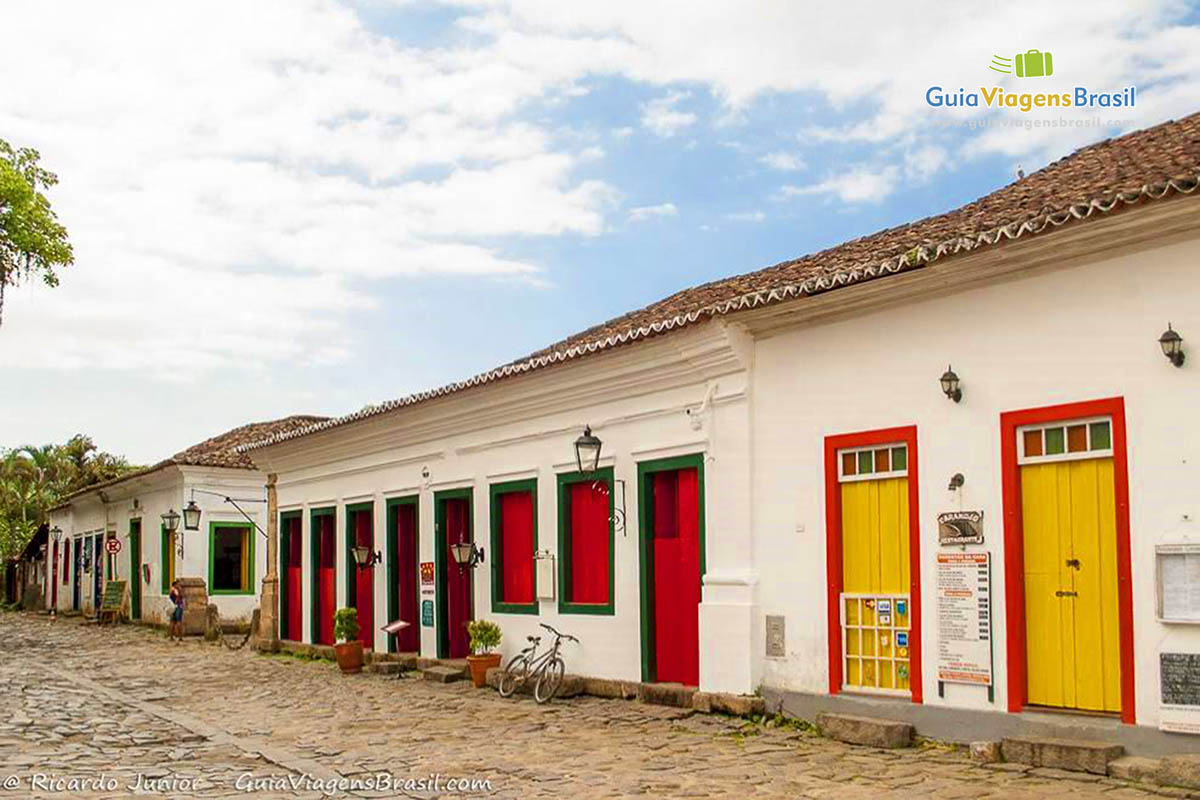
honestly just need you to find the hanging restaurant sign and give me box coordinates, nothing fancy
[937,511,984,546]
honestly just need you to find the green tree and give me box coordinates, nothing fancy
[0,139,73,326]
[0,435,138,558]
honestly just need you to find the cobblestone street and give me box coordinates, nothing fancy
[0,612,1183,799]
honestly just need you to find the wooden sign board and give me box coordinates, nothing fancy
[101,580,126,611]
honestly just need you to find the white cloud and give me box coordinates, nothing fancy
[725,210,766,222]
[0,0,619,374]
[641,92,698,138]
[628,202,678,222]
[760,152,806,172]
[778,165,900,205]
[904,146,949,182]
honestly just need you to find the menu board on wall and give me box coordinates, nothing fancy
[1158,545,1200,623]
[936,552,993,686]
[1160,652,1200,734]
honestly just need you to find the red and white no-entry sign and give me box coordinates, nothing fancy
[104,537,122,555]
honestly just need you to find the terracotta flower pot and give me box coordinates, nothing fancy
[334,640,364,674]
[467,652,502,688]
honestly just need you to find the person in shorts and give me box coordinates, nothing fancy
[168,580,184,643]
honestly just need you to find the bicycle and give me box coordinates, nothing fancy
[497,623,578,703]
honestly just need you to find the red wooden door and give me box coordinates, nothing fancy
[353,510,374,649]
[394,504,419,652]
[652,468,701,685]
[318,517,336,645]
[285,519,302,641]
[444,498,472,659]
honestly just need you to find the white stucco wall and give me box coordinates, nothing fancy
[263,323,754,690]
[45,467,268,623]
[750,231,1200,728]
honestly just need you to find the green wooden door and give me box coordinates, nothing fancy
[129,520,142,620]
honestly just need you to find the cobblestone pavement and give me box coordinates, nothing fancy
[0,612,1183,799]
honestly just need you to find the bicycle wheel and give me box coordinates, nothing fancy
[533,656,564,703]
[498,654,529,698]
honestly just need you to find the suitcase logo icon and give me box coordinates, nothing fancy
[989,50,1054,78]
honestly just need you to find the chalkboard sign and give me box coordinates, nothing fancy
[1162,652,1200,706]
[101,580,126,611]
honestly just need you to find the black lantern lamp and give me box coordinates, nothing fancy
[575,425,602,475]
[450,539,484,570]
[50,525,63,543]
[161,508,181,533]
[940,365,963,403]
[352,545,382,569]
[182,499,202,531]
[1159,323,1185,367]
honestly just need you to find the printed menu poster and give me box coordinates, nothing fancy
[936,552,992,686]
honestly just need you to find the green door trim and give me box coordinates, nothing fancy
[309,507,334,645]
[385,496,419,653]
[344,501,374,613]
[557,467,616,616]
[434,487,473,660]
[279,510,301,640]
[128,519,142,620]
[489,478,539,615]
[636,453,706,683]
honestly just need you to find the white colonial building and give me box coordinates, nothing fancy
[45,416,322,625]
[240,114,1200,751]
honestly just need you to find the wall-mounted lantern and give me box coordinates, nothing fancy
[182,499,202,531]
[1159,323,1185,367]
[574,425,602,476]
[50,526,63,544]
[940,365,963,403]
[450,539,484,571]
[352,545,382,569]
[161,508,181,533]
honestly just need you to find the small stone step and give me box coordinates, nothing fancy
[637,682,696,709]
[691,692,766,717]
[816,712,913,749]
[1108,756,1160,782]
[367,662,410,675]
[1001,736,1124,775]
[1157,754,1200,790]
[422,665,466,683]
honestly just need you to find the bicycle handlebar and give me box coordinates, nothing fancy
[539,622,579,643]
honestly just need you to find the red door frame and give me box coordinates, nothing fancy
[51,541,59,608]
[1000,396,1135,724]
[824,425,923,703]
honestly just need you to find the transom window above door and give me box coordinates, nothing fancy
[1018,417,1113,465]
[838,443,908,483]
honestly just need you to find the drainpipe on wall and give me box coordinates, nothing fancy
[256,472,280,651]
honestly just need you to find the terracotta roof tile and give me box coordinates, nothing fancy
[55,415,328,505]
[243,112,1200,451]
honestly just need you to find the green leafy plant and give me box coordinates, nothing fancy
[467,619,502,655]
[333,607,360,643]
[0,139,74,326]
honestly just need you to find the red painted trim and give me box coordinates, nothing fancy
[824,425,923,704]
[999,396,1135,725]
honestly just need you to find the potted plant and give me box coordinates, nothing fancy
[466,619,502,688]
[333,607,364,674]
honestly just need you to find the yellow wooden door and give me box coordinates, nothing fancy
[842,476,910,691]
[1020,457,1121,712]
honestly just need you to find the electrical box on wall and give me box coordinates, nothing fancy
[1157,543,1200,623]
[535,551,555,600]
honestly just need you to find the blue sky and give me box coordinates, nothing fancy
[2,0,1198,463]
